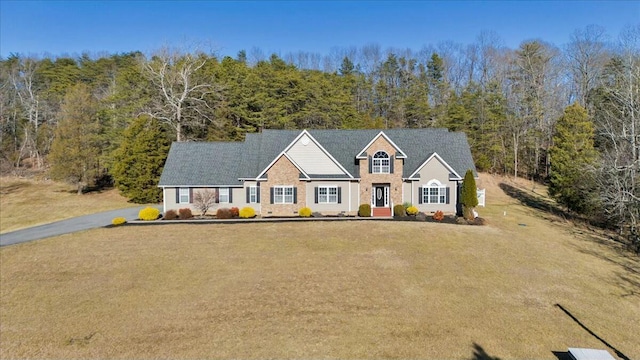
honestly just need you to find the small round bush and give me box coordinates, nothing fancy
[393,204,406,217]
[112,217,126,226]
[164,209,178,220]
[178,208,193,219]
[432,210,444,221]
[358,204,371,217]
[406,206,419,216]
[299,207,312,217]
[139,207,160,221]
[230,207,240,217]
[239,207,256,218]
[216,207,233,219]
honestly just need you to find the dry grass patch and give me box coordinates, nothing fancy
[1,214,639,359]
[0,177,137,233]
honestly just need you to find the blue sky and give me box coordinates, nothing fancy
[1,1,638,59]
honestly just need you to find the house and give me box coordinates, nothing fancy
[158,128,477,217]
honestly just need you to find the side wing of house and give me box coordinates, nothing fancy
[404,153,460,214]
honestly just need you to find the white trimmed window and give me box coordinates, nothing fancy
[318,186,338,204]
[422,181,447,204]
[249,186,258,203]
[179,188,190,203]
[274,186,294,204]
[373,151,390,173]
[219,188,230,203]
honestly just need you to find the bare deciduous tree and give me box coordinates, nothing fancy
[566,25,610,107]
[142,47,218,141]
[591,25,640,250]
[193,189,217,216]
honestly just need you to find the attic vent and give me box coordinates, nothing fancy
[301,136,310,146]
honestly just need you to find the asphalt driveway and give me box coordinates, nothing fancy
[0,205,162,247]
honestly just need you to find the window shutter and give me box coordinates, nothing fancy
[175,188,180,203]
[390,155,394,173]
[246,187,250,203]
[189,188,193,203]
[445,187,450,204]
[270,187,274,204]
[314,187,318,203]
[257,187,260,203]
[338,187,342,204]
[418,187,422,204]
[368,155,372,173]
[215,189,219,203]
[228,188,233,203]
[293,187,297,204]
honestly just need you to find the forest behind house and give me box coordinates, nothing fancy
[1,25,638,249]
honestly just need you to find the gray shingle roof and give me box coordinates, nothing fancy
[158,142,245,186]
[159,128,477,186]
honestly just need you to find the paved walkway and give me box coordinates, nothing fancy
[0,205,162,247]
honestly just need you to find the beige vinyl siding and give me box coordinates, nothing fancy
[412,157,458,214]
[402,182,413,205]
[286,134,346,175]
[242,181,262,215]
[303,181,359,215]
[162,187,246,215]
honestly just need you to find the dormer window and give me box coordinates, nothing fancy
[372,151,390,174]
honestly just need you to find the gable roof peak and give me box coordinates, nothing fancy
[356,130,408,159]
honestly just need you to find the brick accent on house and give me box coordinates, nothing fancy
[260,155,307,216]
[358,136,404,210]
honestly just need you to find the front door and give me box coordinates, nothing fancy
[373,185,388,207]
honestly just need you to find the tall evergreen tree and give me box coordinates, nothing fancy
[48,83,101,194]
[111,116,171,203]
[549,103,598,213]
[461,169,478,220]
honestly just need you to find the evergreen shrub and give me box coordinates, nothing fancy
[178,208,193,219]
[239,207,256,218]
[112,217,126,226]
[216,208,233,219]
[393,204,406,217]
[358,204,371,217]
[299,207,312,217]
[406,206,419,216]
[164,210,178,220]
[139,207,160,221]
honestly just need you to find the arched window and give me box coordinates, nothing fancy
[372,151,390,173]
[421,179,448,204]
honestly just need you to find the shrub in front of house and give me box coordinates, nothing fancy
[230,207,240,218]
[164,210,178,220]
[239,207,256,218]
[139,207,160,221]
[112,217,126,226]
[358,204,371,217]
[406,206,419,216]
[178,208,193,219]
[432,210,444,221]
[216,208,233,219]
[393,204,406,217]
[299,207,312,217]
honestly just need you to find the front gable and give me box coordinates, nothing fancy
[257,130,353,180]
[286,132,351,177]
[356,131,407,159]
[407,152,462,181]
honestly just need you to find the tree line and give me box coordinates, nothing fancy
[0,25,638,249]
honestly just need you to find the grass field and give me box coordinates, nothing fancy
[1,175,639,359]
[0,177,138,233]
